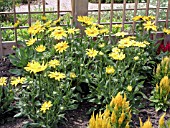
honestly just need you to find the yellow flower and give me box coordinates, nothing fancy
[99,28,109,34]
[156,83,159,92]
[35,45,46,52]
[134,56,139,61]
[67,28,79,34]
[0,77,7,86]
[53,18,61,25]
[160,76,169,90]
[142,16,150,21]
[143,21,157,31]
[106,65,115,74]
[125,122,130,128]
[98,43,105,48]
[77,16,93,25]
[11,77,26,87]
[137,42,146,48]
[40,101,52,113]
[113,92,123,107]
[159,113,166,127]
[48,59,60,68]
[70,72,77,78]
[112,24,122,28]
[163,28,170,35]
[92,24,104,29]
[12,45,16,50]
[85,26,99,37]
[50,27,67,40]
[118,38,132,48]
[99,51,104,56]
[89,112,95,128]
[148,16,155,20]
[132,15,143,21]
[44,20,52,28]
[115,32,128,37]
[156,64,160,75]
[112,47,121,53]
[103,106,110,118]
[109,52,125,60]
[48,71,66,81]
[139,117,153,128]
[118,111,125,125]
[26,38,37,46]
[143,41,150,45]
[127,85,132,91]
[24,60,47,74]
[41,15,47,21]
[161,56,170,66]
[28,21,45,35]
[54,41,69,53]
[86,48,98,58]
[14,20,20,28]
[111,111,116,123]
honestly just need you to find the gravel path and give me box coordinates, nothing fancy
[15,0,148,12]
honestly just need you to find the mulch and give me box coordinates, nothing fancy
[0,56,170,128]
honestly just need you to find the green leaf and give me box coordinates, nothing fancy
[138,92,148,99]
[9,69,23,75]
[14,112,23,117]
[34,101,41,106]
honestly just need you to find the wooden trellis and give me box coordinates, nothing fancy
[0,0,170,57]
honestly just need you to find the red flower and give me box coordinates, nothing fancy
[157,41,170,54]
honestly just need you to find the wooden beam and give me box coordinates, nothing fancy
[0,26,3,58]
[71,0,88,30]
[166,0,170,28]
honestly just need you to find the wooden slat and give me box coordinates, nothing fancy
[122,0,126,31]
[71,0,75,25]
[155,0,160,26]
[2,42,16,56]
[110,0,114,33]
[98,0,101,24]
[146,0,150,16]
[166,0,170,28]
[88,7,168,12]
[57,0,60,19]
[0,10,71,15]
[0,26,3,57]
[132,0,138,35]
[28,0,31,27]
[13,0,17,44]
[42,0,45,16]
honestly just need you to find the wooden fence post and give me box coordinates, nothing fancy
[166,0,170,28]
[0,26,3,58]
[71,0,88,30]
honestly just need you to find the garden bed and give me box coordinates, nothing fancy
[0,56,170,128]
[0,13,170,128]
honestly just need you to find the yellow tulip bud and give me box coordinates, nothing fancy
[160,76,169,90]
[156,83,159,92]
[111,111,117,123]
[110,97,114,107]
[118,111,125,125]
[103,106,110,118]
[114,104,118,111]
[156,64,160,75]
[159,113,166,127]
[125,122,130,128]
[89,112,96,128]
